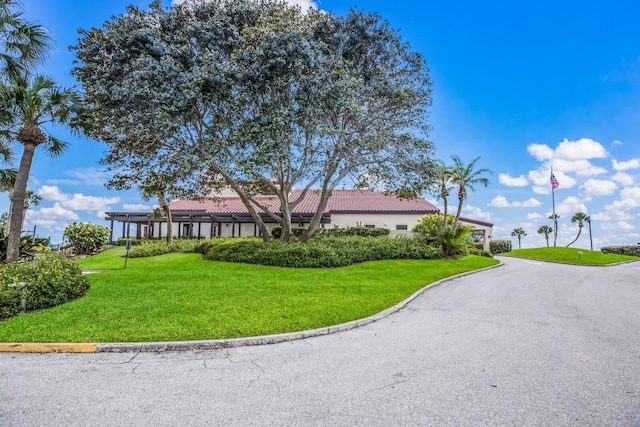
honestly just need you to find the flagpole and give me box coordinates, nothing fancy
[551,166,558,247]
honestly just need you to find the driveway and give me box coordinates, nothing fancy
[1,257,639,426]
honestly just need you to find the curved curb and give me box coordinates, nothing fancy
[498,255,640,267]
[1,262,503,354]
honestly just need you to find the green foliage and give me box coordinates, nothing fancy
[201,236,442,268]
[64,222,109,255]
[127,239,200,258]
[601,245,640,257]
[321,226,391,238]
[115,237,144,246]
[490,240,513,254]
[468,248,493,258]
[413,214,472,257]
[0,254,89,319]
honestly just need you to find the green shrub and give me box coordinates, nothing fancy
[202,236,442,267]
[490,240,512,254]
[468,248,493,258]
[0,255,89,319]
[413,214,473,257]
[127,239,200,258]
[65,222,110,255]
[116,237,144,246]
[600,245,640,257]
[320,226,391,238]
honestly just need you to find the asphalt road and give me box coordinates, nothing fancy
[1,257,639,426]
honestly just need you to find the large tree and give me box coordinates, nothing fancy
[511,227,526,249]
[0,75,85,261]
[72,0,435,243]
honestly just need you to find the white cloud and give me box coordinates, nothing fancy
[613,140,623,145]
[123,203,152,211]
[554,138,608,160]
[552,196,588,218]
[527,143,554,161]
[612,172,635,186]
[37,185,70,202]
[612,158,640,171]
[527,213,542,219]
[499,174,528,187]
[601,221,635,231]
[489,196,541,208]
[462,204,492,222]
[489,196,510,208]
[25,202,80,224]
[64,167,112,186]
[532,185,550,195]
[580,179,617,198]
[528,168,578,189]
[61,194,120,212]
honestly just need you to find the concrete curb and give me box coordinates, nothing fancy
[2,262,504,354]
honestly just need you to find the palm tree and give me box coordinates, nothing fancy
[0,75,85,261]
[0,0,52,80]
[511,227,526,249]
[548,213,560,247]
[537,225,553,247]
[566,212,588,248]
[585,216,593,251]
[450,155,492,231]
[432,160,453,227]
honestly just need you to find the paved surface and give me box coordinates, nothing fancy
[1,257,639,426]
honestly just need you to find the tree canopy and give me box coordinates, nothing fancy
[72,0,436,242]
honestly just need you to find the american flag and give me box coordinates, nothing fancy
[550,172,559,189]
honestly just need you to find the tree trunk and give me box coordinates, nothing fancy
[452,188,464,232]
[159,194,173,245]
[6,142,36,262]
[565,225,583,248]
[442,194,449,227]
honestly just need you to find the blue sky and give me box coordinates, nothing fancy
[15,0,640,248]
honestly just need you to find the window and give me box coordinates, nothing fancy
[396,224,408,231]
[182,224,192,238]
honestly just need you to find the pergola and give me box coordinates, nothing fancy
[104,211,332,242]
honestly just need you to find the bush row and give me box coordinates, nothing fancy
[201,236,442,268]
[270,225,391,240]
[600,245,640,257]
[127,239,201,258]
[490,240,512,254]
[0,255,89,319]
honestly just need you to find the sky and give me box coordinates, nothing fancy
[14,0,640,249]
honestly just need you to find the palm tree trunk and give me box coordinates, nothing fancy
[6,142,36,262]
[159,194,173,245]
[566,226,583,248]
[453,190,464,231]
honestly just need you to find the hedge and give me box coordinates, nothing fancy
[127,239,201,258]
[600,245,640,257]
[201,236,441,268]
[271,225,391,240]
[490,240,512,254]
[0,255,89,319]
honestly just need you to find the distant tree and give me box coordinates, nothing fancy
[450,156,492,231]
[537,225,553,247]
[6,188,40,238]
[585,215,593,251]
[566,212,588,248]
[0,75,86,262]
[548,213,560,246]
[72,0,435,244]
[511,227,527,249]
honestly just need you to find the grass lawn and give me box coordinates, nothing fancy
[501,247,638,265]
[0,249,498,343]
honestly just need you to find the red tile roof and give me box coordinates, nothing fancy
[169,189,439,215]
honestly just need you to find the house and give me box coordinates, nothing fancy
[104,189,493,250]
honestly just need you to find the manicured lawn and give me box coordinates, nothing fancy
[0,250,498,343]
[501,247,638,265]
